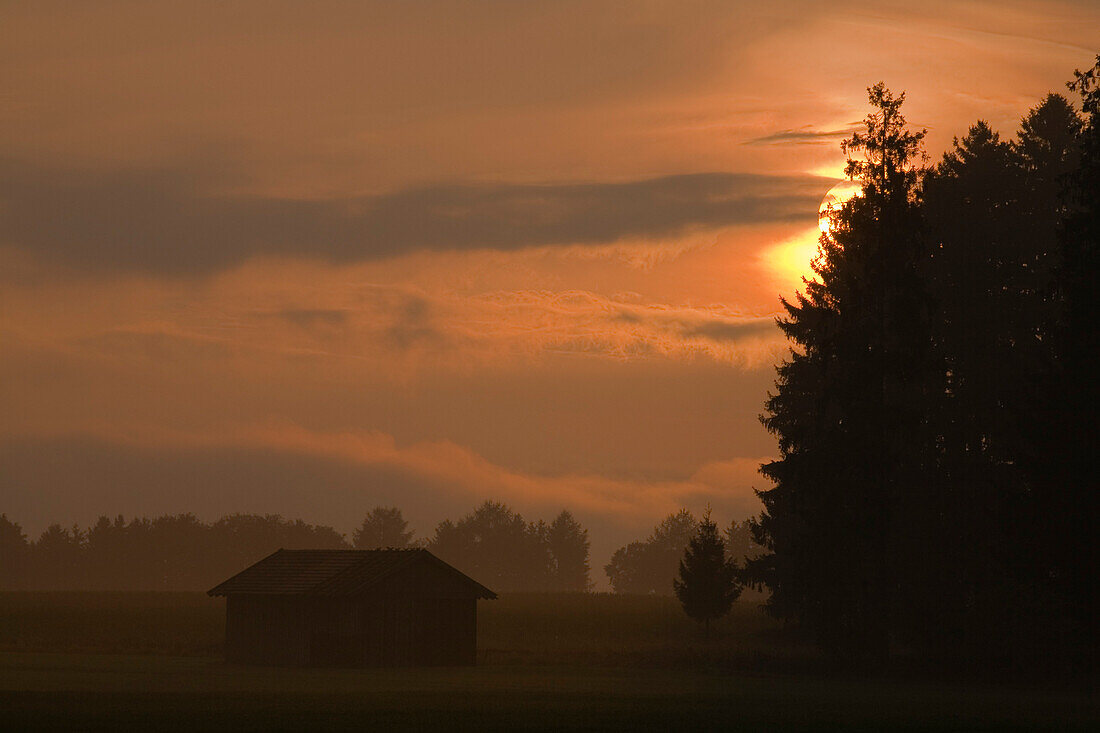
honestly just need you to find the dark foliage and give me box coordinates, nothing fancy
[748,59,1100,665]
[747,83,930,659]
[428,502,592,593]
[724,519,765,568]
[546,511,592,591]
[605,510,696,595]
[0,513,346,591]
[1042,57,1100,654]
[0,515,28,589]
[0,502,592,593]
[351,506,414,549]
[674,513,740,631]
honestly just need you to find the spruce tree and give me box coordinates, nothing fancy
[1048,56,1100,655]
[673,512,740,634]
[918,97,1083,654]
[746,83,930,658]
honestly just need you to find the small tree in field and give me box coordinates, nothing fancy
[674,512,740,634]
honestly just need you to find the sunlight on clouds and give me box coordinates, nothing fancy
[758,226,821,290]
[809,160,849,180]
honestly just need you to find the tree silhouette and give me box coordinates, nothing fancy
[921,119,1029,649]
[748,67,1099,662]
[748,83,930,659]
[428,501,554,592]
[32,524,85,589]
[724,519,764,568]
[1048,55,1100,656]
[352,506,414,548]
[0,514,28,590]
[605,509,696,594]
[210,513,348,576]
[546,510,591,591]
[913,95,1086,653]
[674,512,739,634]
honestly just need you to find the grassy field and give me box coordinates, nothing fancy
[0,593,1096,731]
[0,591,801,667]
[0,592,224,656]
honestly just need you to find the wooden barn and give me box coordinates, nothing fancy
[207,548,496,667]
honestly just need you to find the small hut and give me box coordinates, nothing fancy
[207,548,496,667]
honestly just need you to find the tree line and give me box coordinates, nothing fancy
[0,503,764,595]
[0,503,595,592]
[604,510,762,595]
[0,512,348,592]
[745,57,1100,664]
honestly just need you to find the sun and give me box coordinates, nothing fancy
[762,180,863,288]
[818,180,862,236]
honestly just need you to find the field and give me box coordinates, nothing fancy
[0,593,1096,731]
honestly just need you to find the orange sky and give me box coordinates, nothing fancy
[2,0,1097,573]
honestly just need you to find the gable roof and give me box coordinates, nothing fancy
[207,548,496,599]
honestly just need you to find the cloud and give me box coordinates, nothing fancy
[1,319,780,486]
[606,302,780,355]
[0,159,826,275]
[745,124,861,146]
[4,280,786,379]
[454,290,785,366]
[675,317,777,342]
[267,309,350,328]
[383,295,443,350]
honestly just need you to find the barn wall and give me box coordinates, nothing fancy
[348,597,476,667]
[307,598,363,667]
[224,586,482,667]
[420,597,477,665]
[225,595,312,666]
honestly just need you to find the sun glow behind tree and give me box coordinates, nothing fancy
[762,180,864,289]
[818,180,863,236]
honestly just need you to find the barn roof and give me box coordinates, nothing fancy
[207,548,497,599]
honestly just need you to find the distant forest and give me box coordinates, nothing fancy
[744,58,1100,664]
[0,504,758,594]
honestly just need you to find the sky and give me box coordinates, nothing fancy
[2,0,1097,575]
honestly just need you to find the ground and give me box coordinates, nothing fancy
[0,593,1095,731]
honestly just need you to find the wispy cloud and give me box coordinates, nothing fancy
[744,124,861,146]
[0,160,826,275]
[263,309,350,328]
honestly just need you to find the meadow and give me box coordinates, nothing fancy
[0,591,799,666]
[0,593,1096,731]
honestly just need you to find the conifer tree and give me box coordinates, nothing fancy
[917,96,1084,653]
[746,83,930,658]
[1047,56,1100,654]
[673,511,739,634]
